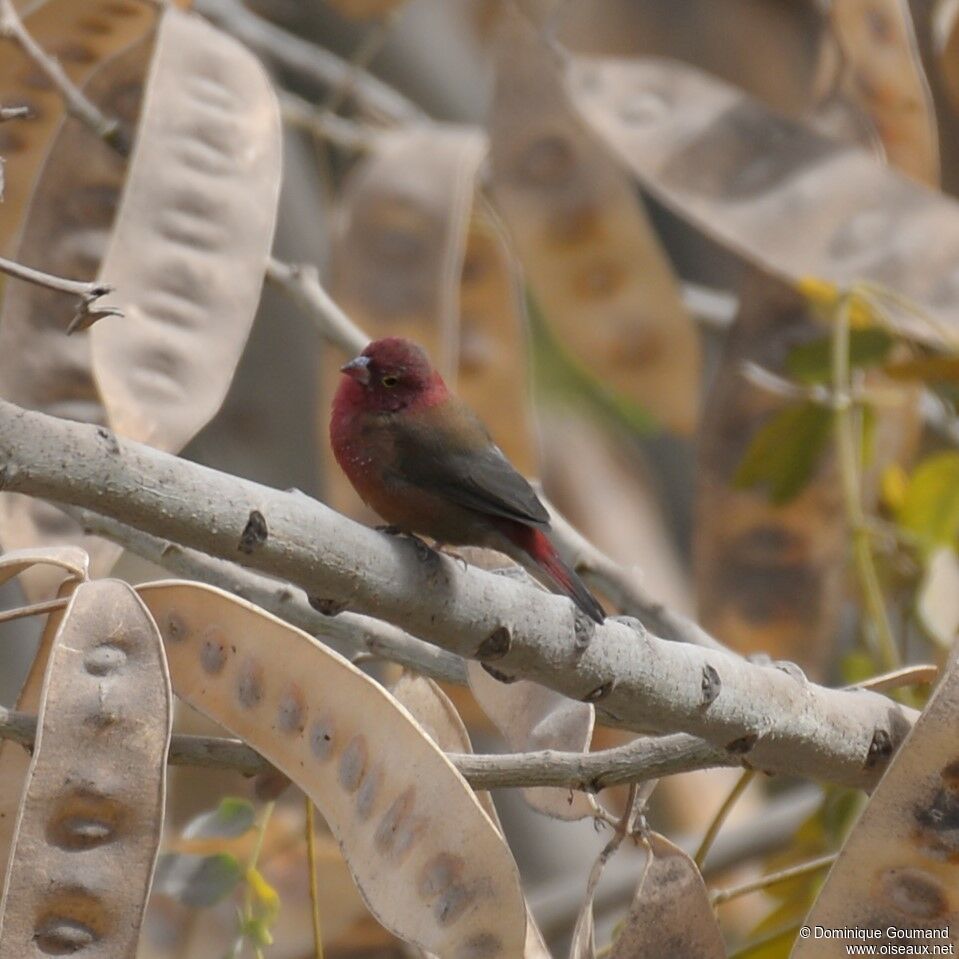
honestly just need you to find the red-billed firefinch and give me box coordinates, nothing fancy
[330,337,605,623]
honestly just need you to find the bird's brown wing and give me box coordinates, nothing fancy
[392,401,550,529]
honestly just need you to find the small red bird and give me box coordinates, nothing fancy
[330,337,605,624]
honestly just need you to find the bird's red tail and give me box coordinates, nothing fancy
[506,525,606,624]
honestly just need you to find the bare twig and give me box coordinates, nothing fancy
[0,0,124,151]
[280,90,373,153]
[266,257,367,354]
[0,255,121,330]
[0,596,69,625]
[192,0,424,123]
[0,705,729,789]
[694,769,756,868]
[711,852,837,905]
[0,400,919,790]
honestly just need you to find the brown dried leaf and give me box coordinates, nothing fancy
[827,0,940,186]
[0,0,156,257]
[567,57,959,351]
[608,833,723,959]
[792,643,959,956]
[325,125,538,515]
[488,15,700,436]
[467,661,598,821]
[137,581,527,957]
[0,579,172,958]
[91,7,282,450]
[0,38,151,598]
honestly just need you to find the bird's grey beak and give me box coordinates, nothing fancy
[340,355,371,385]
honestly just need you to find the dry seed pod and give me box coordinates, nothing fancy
[136,581,527,957]
[0,0,155,255]
[826,0,939,186]
[467,660,599,821]
[793,644,959,956]
[488,15,700,436]
[456,208,538,475]
[695,276,845,674]
[567,57,959,352]
[608,833,723,959]
[391,674,553,959]
[0,38,151,599]
[91,7,282,451]
[0,579,172,959]
[0,548,89,884]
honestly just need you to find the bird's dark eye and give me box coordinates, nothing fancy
[381,375,399,388]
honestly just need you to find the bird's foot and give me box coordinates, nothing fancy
[376,525,436,563]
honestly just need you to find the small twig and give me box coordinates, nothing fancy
[0,0,125,151]
[0,705,733,788]
[694,769,756,868]
[266,257,367,355]
[832,295,900,671]
[0,103,30,122]
[192,0,424,124]
[0,255,121,331]
[279,90,372,153]
[320,12,396,117]
[711,852,836,905]
[305,798,324,959]
[0,596,69,625]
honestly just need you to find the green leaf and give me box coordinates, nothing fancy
[785,328,894,384]
[897,451,959,554]
[241,917,274,948]
[733,402,833,505]
[183,797,256,840]
[155,852,242,907]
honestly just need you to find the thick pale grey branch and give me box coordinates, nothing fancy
[0,400,916,789]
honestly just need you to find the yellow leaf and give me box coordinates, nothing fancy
[881,463,909,512]
[246,866,280,922]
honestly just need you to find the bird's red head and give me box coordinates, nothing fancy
[337,337,448,413]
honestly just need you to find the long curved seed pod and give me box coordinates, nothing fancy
[392,673,553,959]
[567,57,959,349]
[792,644,959,957]
[608,833,723,959]
[0,38,151,599]
[91,6,282,451]
[488,14,700,436]
[136,580,527,958]
[0,579,172,959]
[0,547,89,885]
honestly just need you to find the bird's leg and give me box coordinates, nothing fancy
[376,525,436,563]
